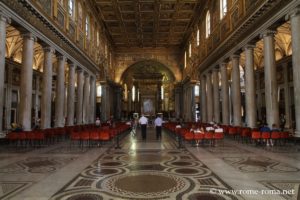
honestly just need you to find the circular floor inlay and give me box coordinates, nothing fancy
[101,162,122,166]
[66,193,103,200]
[175,168,199,174]
[102,172,189,198]
[115,174,176,193]
[121,154,171,162]
[171,161,193,166]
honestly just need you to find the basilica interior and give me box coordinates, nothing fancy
[0,0,300,199]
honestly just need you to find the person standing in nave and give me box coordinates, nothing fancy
[154,114,163,140]
[139,114,148,141]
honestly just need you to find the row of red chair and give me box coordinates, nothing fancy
[163,122,224,147]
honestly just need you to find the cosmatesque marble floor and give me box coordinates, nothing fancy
[0,127,299,200]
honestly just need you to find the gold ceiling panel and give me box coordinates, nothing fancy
[94,0,201,48]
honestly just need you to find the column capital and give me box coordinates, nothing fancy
[76,67,83,72]
[69,62,76,68]
[21,32,37,42]
[0,12,11,24]
[230,54,240,60]
[84,71,90,77]
[57,55,66,62]
[213,67,219,72]
[243,44,256,51]
[219,62,227,68]
[43,46,55,54]
[285,6,300,20]
[260,29,276,39]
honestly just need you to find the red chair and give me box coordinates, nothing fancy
[70,131,80,147]
[204,132,214,146]
[26,131,36,147]
[80,131,90,147]
[35,131,45,147]
[251,131,261,145]
[99,131,110,144]
[228,127,238,139]
[90,130,100,147]
[213,132,224,146]
[194,133,204,146]
[270,131,281,146]
[280,131,290,144]
[183,131,194,146]
[240,128,251,143]
[261,132,271,146]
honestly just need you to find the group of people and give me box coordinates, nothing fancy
[138,114,163,140]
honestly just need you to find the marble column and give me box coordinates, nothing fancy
[220,63,229,125]
[83,73,90,124]
[89,76,96,123]
[0,14,10,132]
[262,30,279,128]
[282,63,291,128]
[55,55,65,127]
[200,75,207,122]
[213,69,220,123]
[255,72,262,121]
[5,66,13,130]
[288,7,300,137]
[19,33,36,131]
[206,72,213,122]
[41,46,55,129]
[76,69,84,124]
[67,63,75,126]
[244,45,257,128]
[34,76,40,127]
[231,54,242,126]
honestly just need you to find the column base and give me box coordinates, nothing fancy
[293,130,300,138]
[0,131,7,138]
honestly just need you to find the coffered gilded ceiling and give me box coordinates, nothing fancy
[94,0,202,48]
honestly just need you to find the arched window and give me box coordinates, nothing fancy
[78,3,83,29]
[132,86,136,102]
[220,0,227,19]
[205,11,211,38]
[96,30,100,47]
[189,43,192,57]
[97,84,102,97]
[68,0,74,17]
[85,15,90,38]
[196,29,200,46]
[124,84,128,101]
[184,51,187,68]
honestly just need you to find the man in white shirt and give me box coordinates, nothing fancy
[139,114,148,140]
[154,115,163,140]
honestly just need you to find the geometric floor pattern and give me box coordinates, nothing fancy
[259,180,300,200]
[0,127,299,199]
[50,148,242,200]
[0,181,32,200]
[0,156,77,174]
[222,156,300,173]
